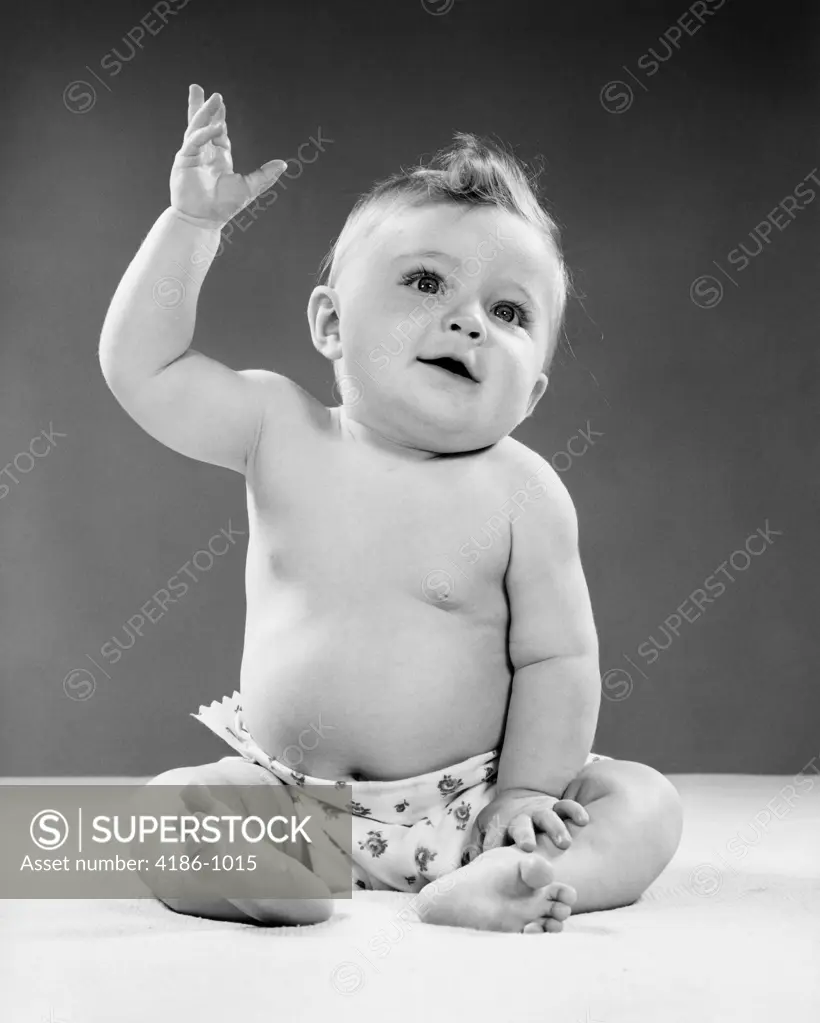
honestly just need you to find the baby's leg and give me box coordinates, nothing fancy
[531,758,683,915]
[415,759,682,932]
[133,758,334,925]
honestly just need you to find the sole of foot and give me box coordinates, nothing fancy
[226,850,334,924]
[417,846,577,933]
[174,788,334,926]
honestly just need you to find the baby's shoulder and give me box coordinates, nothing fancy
[256,370,331,428]
[493,436,577,523]
[251,370,334,451]
[494,436,563,492]
[244,372,335,487]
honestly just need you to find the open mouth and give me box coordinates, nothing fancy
[417,356,477,382]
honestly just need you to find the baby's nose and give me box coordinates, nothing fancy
[448,320,485,344]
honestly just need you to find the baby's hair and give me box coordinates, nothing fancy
[318,132,572,371]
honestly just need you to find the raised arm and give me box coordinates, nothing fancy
[98,85,289,474]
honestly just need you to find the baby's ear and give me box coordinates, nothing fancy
[307,286,342,362]
[524,373,549,419]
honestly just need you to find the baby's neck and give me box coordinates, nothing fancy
[334,408,440,463]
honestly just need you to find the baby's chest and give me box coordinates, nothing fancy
[253,454,515,609]
[334,483,508,587]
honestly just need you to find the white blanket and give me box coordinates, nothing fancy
[4,774,818,1023]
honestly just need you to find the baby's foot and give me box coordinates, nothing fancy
[161,851,333,925]
[227,852,334,926]
[415,846,577,933]
[173,794,334,926]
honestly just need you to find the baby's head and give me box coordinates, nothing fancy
[308,133,570,455]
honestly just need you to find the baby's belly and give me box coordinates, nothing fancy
[239,600,512,781]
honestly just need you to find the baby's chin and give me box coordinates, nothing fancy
[340,392,519,456]
[419,402,524,453]
[382,407,511,456]
[414,434,499,457]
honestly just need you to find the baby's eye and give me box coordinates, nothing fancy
[494,302,531,329]
[401,266,446,295]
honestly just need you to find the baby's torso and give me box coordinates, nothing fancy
[239,403,534,781]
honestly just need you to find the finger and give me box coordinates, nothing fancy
[243,160,288,200]
[184,93,223,139]
[212,108,231,151]
[553,800,589,826]
[186,87,216,133]
[482,812,509,852]
[211,123,231,151]
[508,813,537,852]
[481,812,506,853]
[531,809,571,847]
[187,83,205,124]
[177,121,226,159]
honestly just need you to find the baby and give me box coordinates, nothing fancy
[99,84,683,934]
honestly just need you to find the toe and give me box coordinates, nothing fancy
[518,852,554,890]
[550,881,578,906]
[542,916,564,933]
[545,900,572,922]
[522,921,543,934]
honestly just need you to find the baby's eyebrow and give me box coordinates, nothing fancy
[391,249,457,263]
[490,276,539,311]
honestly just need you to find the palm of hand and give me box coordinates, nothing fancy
[170,85,286,227]
[171,137,251,224]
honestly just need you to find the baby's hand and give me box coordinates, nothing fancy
[169,84,288,229]
[467,788,589,859]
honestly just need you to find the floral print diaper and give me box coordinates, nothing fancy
[191,691,609,893]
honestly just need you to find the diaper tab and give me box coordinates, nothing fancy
[191,691,278,771]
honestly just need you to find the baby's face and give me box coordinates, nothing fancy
[312,203,558,454]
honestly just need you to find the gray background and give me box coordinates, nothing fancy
[2,0,818,776]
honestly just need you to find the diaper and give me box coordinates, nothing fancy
[191,691,610,894]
